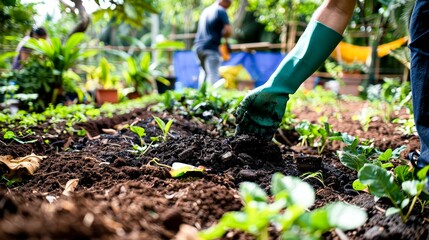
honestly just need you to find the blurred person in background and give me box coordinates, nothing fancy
[193,0,232,89]
[12,26,48,70]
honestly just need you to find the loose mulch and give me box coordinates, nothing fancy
[0,99,427,240]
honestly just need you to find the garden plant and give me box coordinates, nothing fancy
[0,0,427,239]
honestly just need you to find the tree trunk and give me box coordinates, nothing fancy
[66,0,91,37]
[233,0,248,34]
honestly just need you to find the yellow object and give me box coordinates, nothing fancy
[330,37,408,64]
[219,43,231,61]
[219,65,252,89]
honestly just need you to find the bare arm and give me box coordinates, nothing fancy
[223,24,232,38]
[313,0,357,34]
[20,50,31,62]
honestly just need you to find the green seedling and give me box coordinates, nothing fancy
[130,125,147,147]
[331,132,406,172]
[148,158,206,178]
[352,106,380,132]
[300,171,326,188]
[1,175,21,187]
[77,128,87,137]
[129,125,154,155]
[152,115,174,142]
[3,130,37,144]
[295,121,337,155]
[392,117,417,136]
[358,164,429,223]
[199,173,367,240]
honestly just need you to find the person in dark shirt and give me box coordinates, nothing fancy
[193,0,232,88]
[12,27,48,70]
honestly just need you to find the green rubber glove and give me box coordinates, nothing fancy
[235,20,343,140]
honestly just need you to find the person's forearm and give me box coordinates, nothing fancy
[313,0,357,34]
[223,25,232,38]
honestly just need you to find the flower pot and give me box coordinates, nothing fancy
[126,91,142,100]
[156,76,176,94]
[95,89,118,105]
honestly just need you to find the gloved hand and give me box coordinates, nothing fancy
[235,20,343,141]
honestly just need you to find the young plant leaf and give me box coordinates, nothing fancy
[352,179,367,191]
[325,202,367,231]
[417,165,429,181]
[394,165,412,183]
[386,207,401,216]
[271,173,315,209]
[358,164,404,205]
[377,148,392,162]
[3,131,15,139]
[239,182,267,203]
[130,125,146,138]
[401,180,422,196]
[391,145,407,158]
[338,151,369,171]
[169,162,206,178]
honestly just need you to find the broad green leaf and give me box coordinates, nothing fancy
[0,51,17,62]
[338,151,369,171]
[277,205,305,230]
[64,32,85,51]
[400,198,410,209]
[358,164,404,204]
[402,180,420,196]
[140,52,151,71]
[378,148,392,162]
[394,165,412,183]
[80,49,98,59]
[271,173,315,208]
[4,131,15,139]
[341,133,358,146]
[391,145,407,158]
[325,202,367,231]
[198,213,234,239]
[239,182,267,203]
[381,162,394,169]
[352,179,367,191]
[219,212,250,231]
[417,166,429,180]
[130,125,146,138]
[385,207,400,216]
[124,2,138,19]
[298,208,331,232]
[127,57,138,75]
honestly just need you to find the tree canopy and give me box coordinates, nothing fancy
[0,0,37,44]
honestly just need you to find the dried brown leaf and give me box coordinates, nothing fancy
[62,179,79,196]
[0,153,46,176]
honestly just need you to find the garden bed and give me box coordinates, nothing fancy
[0,97,427,240]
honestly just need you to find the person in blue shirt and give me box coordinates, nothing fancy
[235,0,429,191]
[193,0,232,88]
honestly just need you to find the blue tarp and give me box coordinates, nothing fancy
[173,51,285,89]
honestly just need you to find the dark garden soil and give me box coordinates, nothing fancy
[0,99,427,240]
